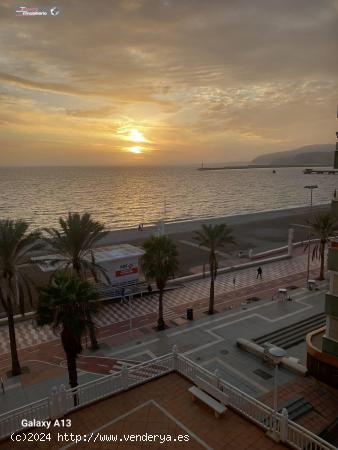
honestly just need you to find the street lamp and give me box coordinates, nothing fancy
[304,185,318,281]
[124,288,133,335]
[268,346,287,440]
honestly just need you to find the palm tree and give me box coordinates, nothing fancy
[194,224,235,314]
[142,235,178,331]
[0,220,41,375]
[44,212,108,350]
[36,272,98,405]
[307,212,338,280]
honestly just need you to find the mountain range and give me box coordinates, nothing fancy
[252,144,334,166]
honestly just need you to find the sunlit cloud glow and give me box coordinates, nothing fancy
[129,146,142,154]
[0,0,336,166]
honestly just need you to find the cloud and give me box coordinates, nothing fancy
[65,106,116,118]
[0,0,337,164]
[0,72,85,96]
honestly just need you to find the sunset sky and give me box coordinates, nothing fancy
[0,0,337,166]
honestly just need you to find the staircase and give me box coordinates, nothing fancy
[253,313,326,349]
[278,395,313,421]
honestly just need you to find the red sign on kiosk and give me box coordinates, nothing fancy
[116,263,138,277]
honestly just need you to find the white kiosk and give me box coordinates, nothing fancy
[31,244,145,286]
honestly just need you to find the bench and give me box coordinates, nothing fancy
[188,376,228,418]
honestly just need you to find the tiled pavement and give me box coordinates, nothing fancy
[67,355,165,379]
[95,253,315,326]
[0,280,332,435]
[105,288,327,399]
[0,254,320,355]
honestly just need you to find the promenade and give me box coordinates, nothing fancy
[0,249,325,416]
[0,249,320,355]
[98,204,328,276]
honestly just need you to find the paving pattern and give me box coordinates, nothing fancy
[64,355,167,380]
[0,254,319,355]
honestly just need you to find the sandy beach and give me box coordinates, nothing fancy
[0,203,330,317]
[96,203,329,276]
[98,204,328,246]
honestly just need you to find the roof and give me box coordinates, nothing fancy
[91,244,145,262]
[31,244,144,272]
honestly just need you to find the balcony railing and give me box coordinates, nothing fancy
[0,349,336,450]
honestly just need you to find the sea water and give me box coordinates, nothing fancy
[0,166,335,230]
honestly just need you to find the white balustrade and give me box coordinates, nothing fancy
[0,398,50,438]
[0,351,336,450]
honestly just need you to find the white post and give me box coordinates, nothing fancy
[58,384,67,417]
[267,347,286,442]
[273,363,278,440]
[49,386,59,419]
[129,295,132,332]
[121,365,129,390]
[172,345,178,370]
[280,408,289,442]
[249,249,253,259]
[288,228,294,256]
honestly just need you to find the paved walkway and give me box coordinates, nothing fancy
[103,287,327,396]
[0,278,327,414]
[0,252,320,355]
[1,282,335,445]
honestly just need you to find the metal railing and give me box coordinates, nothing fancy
[0,350,336,450]
[175,353,336,450]
[0,397,50,439]
[287,420,337,450]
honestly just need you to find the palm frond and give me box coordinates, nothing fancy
[194,223,235,273]
[142,235,179,289]
[44,213,108,283]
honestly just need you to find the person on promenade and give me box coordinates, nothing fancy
[232,277,236,288]
[147,284,153,297]
[121,287,126,303]
[257,266,262,279]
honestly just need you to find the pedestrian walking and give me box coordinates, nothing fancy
[257,266,262,279]
[232,277,236,288]
[147,284,153,298]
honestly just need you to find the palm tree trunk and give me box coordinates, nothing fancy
[319,240,326,280]
[157,288,165,330]
[7,297,21,376]
[66,352,79,406]
[87,312,99,350]
[209,262,215,315]
[73,261,99,350]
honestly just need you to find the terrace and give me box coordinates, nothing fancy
[0,350,335,449]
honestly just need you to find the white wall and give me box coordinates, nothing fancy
[100,256,140,284]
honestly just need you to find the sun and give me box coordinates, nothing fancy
[128,128,146,143]
[129,146,142,154]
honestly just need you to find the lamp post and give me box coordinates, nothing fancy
[125,288,133,335]
[268,346,287,441]
[304,185,318,282]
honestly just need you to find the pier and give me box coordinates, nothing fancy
[303,168,338,175]
[197,164,330,171]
